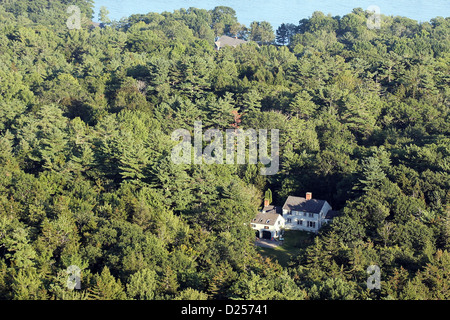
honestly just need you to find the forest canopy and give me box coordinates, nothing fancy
[0,0,449,300]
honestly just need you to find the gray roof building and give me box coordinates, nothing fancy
[215,35,247,50]
[252,205,282,226]
[282,196,326,214]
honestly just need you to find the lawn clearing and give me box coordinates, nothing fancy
[256,230,315,267]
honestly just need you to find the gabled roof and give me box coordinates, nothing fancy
[215,35,247,49]
[252,206,283,226]
[282,196,326,214]
[262,205,282,215]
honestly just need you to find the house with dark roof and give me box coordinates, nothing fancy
[251,201,285,240]
[214,35,247,50]
[251,192,339,239]
[282,192,335,233]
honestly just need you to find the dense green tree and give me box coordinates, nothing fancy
[249,21,275,45]
[89,266,127,300]
[357,157,388,192]
[126,268,157,300]
[98,6,111,25]
[276,23,289,45]
[174,287,209,300]
[11,268,47,300]
[0,2,448,301]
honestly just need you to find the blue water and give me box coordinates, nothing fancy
[93,0,449,28]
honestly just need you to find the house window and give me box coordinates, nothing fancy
[307,221,316,228]
[303,212,307,216]
[309,213,314,218]
[264,226,269,230]
[286,218,292,223]
[297,220,303,225]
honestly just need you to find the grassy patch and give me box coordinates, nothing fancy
[256,230,315,267]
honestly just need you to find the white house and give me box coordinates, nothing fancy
[282,192,338,233]
[251,201,285,240]
[250,192,339,239]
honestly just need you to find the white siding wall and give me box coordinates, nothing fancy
[284,214,319,232]
[318,202,332,229]
[321,202,332,218]
[251,216,285,238]
[280,201,334,233]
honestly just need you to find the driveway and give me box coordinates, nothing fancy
[255,238,283,248]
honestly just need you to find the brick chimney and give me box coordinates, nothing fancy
[264,199,270,208]
[306,192,312,200]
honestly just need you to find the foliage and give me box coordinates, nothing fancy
[0,1,448,300]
